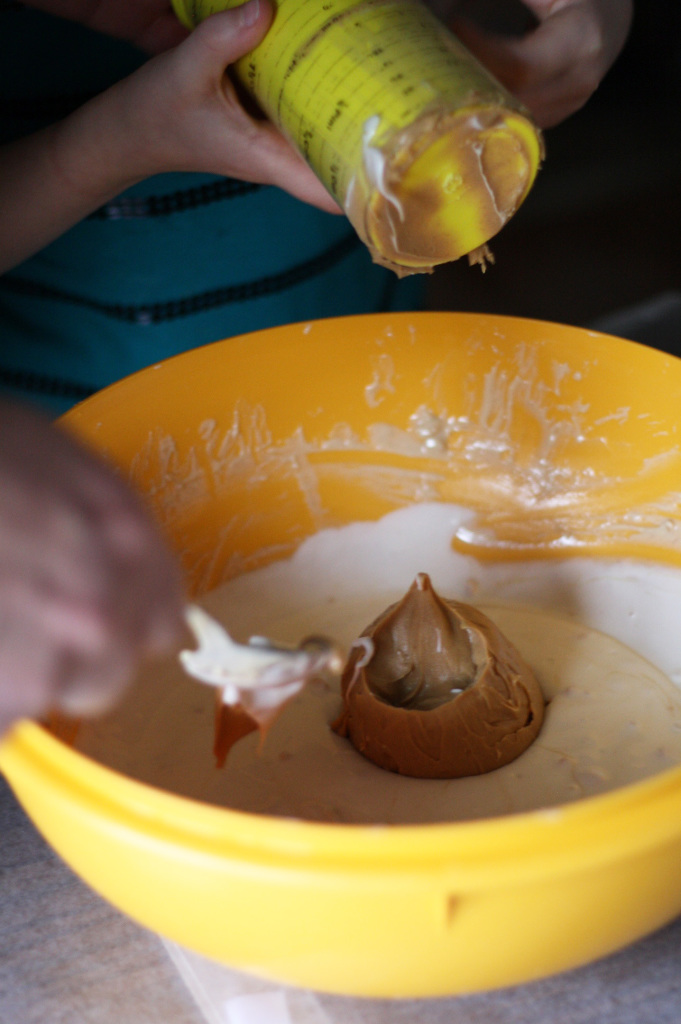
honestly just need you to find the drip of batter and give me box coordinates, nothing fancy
[333,573,545,778]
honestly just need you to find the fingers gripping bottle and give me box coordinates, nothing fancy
[172,0,543,276]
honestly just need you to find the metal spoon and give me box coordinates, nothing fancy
[180,604,344,711]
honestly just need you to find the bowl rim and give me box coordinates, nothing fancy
[63,309,681,408]
[4,717,681,888]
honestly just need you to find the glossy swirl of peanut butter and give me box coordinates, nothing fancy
[333,573,544,778]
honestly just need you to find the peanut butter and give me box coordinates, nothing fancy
[333,573,544,777]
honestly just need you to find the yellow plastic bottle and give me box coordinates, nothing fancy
[172,0,543,275]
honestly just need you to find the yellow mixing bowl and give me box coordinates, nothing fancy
[3,312,681,998]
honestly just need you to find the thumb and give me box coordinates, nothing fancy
[519,0,587,17]
[183,0,273,74]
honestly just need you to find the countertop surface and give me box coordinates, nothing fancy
[3,773,681,1024]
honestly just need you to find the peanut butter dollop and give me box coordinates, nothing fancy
[333,573,544,778]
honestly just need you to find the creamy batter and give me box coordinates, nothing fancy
[75,503,681,824]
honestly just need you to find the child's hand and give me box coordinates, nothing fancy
[0,402,185,738]
[0,0,337,275]
[433,0,633,128]
[62,0,339,214]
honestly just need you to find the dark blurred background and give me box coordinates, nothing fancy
[427,1,681,354]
